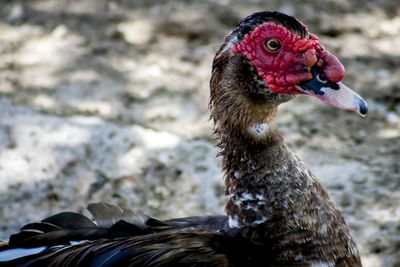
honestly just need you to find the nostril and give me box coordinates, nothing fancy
[317,73,327,82]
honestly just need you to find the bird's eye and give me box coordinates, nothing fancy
[265,39,281,52]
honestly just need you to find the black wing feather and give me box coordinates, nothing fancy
[5,232,233,267]
[5,203,228,249]
[0,203,232,266]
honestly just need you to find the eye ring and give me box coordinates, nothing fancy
[265,39,281,52]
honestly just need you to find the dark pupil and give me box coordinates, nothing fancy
[268,40,280,50]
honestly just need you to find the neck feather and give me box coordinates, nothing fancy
[216,121,360,262]
[219,126,312,230]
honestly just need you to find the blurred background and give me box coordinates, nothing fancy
[0,0,399,266]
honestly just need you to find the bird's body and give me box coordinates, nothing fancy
[0,11,367,266]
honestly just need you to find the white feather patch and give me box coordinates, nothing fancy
[248,123,269,138]
[253,216,268,225]
[228,215,240,228]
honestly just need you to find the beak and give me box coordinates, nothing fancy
[298,66,368,117]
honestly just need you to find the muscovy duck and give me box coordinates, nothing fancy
[0,11,367,266]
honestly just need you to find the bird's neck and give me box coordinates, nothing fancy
[217,117,344,233]
[216,116,361,263]
[218,125,308,230]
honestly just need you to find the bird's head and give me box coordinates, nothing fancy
[210,11,367,139]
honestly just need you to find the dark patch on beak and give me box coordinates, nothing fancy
[298,66,368,117]
[300,66,339,95]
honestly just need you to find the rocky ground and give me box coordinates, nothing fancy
[0,0,399,266]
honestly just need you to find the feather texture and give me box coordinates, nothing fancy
[0,10,364,267]
[2,230,271,267]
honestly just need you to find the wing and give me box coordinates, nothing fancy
[1,230,264,267]
[0,203,231,266]
[2,203,228,249]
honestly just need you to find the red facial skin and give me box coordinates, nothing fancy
[231,22,345,94]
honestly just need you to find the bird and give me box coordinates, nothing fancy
[0,11,367,266]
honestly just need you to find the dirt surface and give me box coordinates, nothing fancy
[0,0,399,266]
